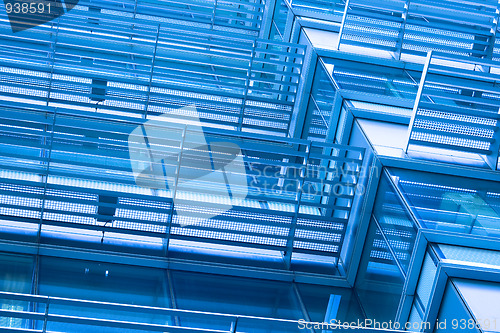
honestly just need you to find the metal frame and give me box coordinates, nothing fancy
[405,51,500,170]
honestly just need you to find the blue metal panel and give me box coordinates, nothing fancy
[0,10,305,136]
[288,0,346,21]
[0,98,364,262]
[405,52,500,169]
[338,0,500,59]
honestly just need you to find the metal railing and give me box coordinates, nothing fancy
[0,99,364,265]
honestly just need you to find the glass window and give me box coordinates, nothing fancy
[171,270,301,319]
[388,168,500,238]
[452,278,500,333]
[354,222,405,322]
[272,0,289,41]
[321,58,420,100]
[296,283,364,323]
[38,257,170,332]
[372,173,418,273]
[434,279,480,333]
[303,61,339,142]
[0,252,34,329]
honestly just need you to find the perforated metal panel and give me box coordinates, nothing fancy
[339,0,500,59]
[0,100,364,259]
[416,253,438,310]
[288,0,346,18]
[0,5,304,137]
[406,52,500,169]
[80,0,265,36]
[339,0,406,53]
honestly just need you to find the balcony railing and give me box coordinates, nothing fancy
[405,51,500,170]
[0,291,418,333]
[338,0,500,60]
[0,6,305,137]
[0,99,364,266]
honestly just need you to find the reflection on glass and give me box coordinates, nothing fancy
[38,257,170,332]
[354,222,405,322]
[304,61,338,141]
[271,0,289,41]
[389,168,500,237]
[435,279,479,333]
[296,283,364,323]
[373,174,418,273]
[452,278,500,333]
[171,270,301,320]
[322,58,420,100]
[0,252,33,329]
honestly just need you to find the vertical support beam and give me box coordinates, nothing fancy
[292,282,315,333]
[283,142,311,269]
[144,24,161,119]
[165,270,180,326]
[239,40,257,131]
[421,263,448,333]
[324,91,344,144]
[336,0,350,51]
[290,38,317,139]
[163,125,188,256]
[210,0,218,31]
[260,0,275,39]
[229,316,239,333]
[404,50,433,153]
[345,156,382,286]
[42,298,50,333]
[46,21,60,107]
[37,108,58,245]
[394,0,410,60]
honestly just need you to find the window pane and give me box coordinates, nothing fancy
[355,222,405,322]
[0,252,33,329]
[296,283,364,323]
[38,257,170,332]
[171,270,301,319]
[373,174,418,273]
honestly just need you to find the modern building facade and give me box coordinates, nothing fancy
[0,0,499,332]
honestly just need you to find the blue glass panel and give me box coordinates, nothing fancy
[296,283,364,323]
[389,168,500,238]
[303,61,339,142]
[272,0,289,41]
[453,278,500,333]
[434,279,479,333]
[171,270,301,320]
[354,221,405,322]
[0,252,34,329]
[373,174,418,273]
[38,257,171,332]
[322,58,420,100]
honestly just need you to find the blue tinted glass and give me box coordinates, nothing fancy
[373,174,418,273]
[322,58,420,100]
[171,270,301,319]
[453,278,500,332]
[389,168,500,238]
[296,283,364,323]
[38,257,171,332]
[0,252,34,329]
[304,61,338,142]
[435,279,479,333]
[355,221,405,322]
[272,0,289,39]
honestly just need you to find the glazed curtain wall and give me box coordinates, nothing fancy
[0,251,365,332]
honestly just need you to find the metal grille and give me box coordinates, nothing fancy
[406,52,500,169]
[0,101,364,259]
[339,0,500,59]
[0,6,304,137]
